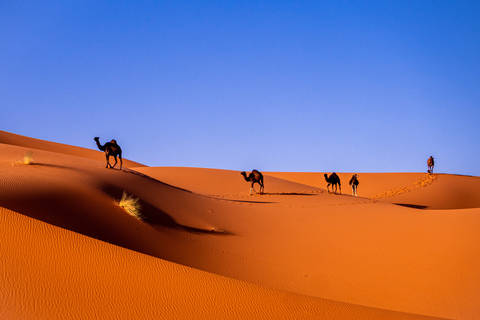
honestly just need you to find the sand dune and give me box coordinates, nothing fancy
[1,207,443,320]
[1,130,479,319]
[0,130,145,168]
[267,172,480,209]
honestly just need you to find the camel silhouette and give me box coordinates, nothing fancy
[324,172,341,194]
[94,137,123,170]
[349,174,359,196]
[241,170,264,195]
[427,156,434,174]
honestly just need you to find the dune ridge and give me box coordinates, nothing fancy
[0,130,144,168]
[372,174,438,199]
[1,130,479,319]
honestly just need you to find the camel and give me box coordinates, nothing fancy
[94,137,123,170]
[324,172,341,194]
[427,156,434,174]
[241,170,264,195]
[349,174,359,196]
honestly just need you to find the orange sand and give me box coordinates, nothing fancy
[1,130,479,319]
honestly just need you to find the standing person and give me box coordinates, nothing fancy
[427,156,434,174]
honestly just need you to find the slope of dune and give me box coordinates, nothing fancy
[267,172,480,209]
[1,130,479,319]
[0,130,144,168]
[1,207,442,320]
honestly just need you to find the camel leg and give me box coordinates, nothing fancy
[105,154,111,168]
[111,156,118,169]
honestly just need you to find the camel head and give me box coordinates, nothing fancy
[94,137,100,141]
[240,171,250,182]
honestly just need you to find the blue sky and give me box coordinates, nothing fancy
[2,1,479,175]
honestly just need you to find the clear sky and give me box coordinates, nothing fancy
[2,1,479,175]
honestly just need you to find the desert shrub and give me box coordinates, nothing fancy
[117,192,142,220]
[12,151,34,166]
[22,151,34,165]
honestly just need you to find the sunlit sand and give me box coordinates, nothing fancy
[1,130,479,319]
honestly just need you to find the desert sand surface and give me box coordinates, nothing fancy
[1,130,479,319]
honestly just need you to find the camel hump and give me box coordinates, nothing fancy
[334,173,341,184]
[252,169,262,176]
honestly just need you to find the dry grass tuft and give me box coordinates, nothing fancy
[117,192,142,220]
[12,151,34,166]
[22,151,34,165]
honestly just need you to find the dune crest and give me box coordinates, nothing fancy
[372,174,438,199]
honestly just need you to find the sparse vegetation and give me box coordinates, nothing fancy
[116,191,142,220]
[12,151,34,166]
[22,151,34,165]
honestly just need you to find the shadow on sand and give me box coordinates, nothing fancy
[394,203,429,209]
[140,199,233,235]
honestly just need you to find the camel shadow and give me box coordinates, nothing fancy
[215,198,276,204]
[262,192,320,196]
[212,192,321,204]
